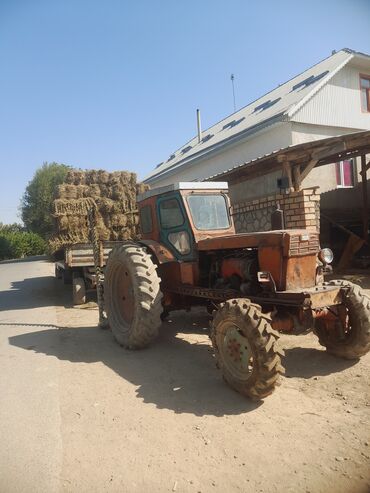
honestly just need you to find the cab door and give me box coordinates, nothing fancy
[156,193,195,261]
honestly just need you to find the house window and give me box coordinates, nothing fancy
[335,159,354,188]
[360,75,370,112]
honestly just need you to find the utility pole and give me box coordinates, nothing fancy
[231,74,236,112]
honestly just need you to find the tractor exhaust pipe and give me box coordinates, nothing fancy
[271,202,285,230]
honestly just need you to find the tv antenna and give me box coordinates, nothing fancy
[231,74,236,112]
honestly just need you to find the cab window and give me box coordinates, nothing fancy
[187,194,230,230]
[140,205,153,234]
[159,198,184,229]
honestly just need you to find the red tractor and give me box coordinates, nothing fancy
[104,182,370,400]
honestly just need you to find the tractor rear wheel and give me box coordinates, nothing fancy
[104,242,163,349]
[315,280,370,359]
[211,299,285,400]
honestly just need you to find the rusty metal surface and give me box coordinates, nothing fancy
[139,239,175,264]
[308,286,343,309]
[163,284,240,300]
[258,246,284,290]
[138,195,161,242]
[284,255,317,290]
[197,229,313,252]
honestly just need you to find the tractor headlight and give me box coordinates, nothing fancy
[319,248,334,264]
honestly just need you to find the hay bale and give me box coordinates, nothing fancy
[52,198,96,216]
[136,183,150,195]
[97,170,110,184]
[49,168,146,253]
[55,184,78,200]
[86,184,101,199]
[65,170,86,185]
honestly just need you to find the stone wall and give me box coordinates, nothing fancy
[231,187,320,233]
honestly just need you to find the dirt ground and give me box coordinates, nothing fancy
[0,259,369,493]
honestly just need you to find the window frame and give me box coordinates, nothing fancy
[360,73,370,113]
[335,159,355,189]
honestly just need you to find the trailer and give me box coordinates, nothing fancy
[54,241,123,305]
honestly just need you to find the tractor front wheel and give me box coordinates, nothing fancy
[315,280,370,359]
[211,299,285,400]
[104,242,163,349]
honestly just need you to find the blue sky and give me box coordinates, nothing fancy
[0,0,369,224]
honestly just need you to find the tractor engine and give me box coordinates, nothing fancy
[210,250,259,295]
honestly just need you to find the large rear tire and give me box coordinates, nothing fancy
[104,242,163,349]
[72,277,86,305]
[211,299,285,400]
[315,280,370,359]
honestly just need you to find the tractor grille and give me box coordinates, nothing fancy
[288,233,319,257]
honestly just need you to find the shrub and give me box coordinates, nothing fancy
[0,231,46,260]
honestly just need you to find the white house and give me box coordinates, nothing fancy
[144,48,370,197]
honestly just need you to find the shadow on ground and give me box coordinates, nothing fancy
[283,346,356,378]
[5,310,357,416]
[6,316,259,417]
[0,275,74,311]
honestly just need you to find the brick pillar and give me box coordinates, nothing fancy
[283,187,320,232]
[231,187,320,233]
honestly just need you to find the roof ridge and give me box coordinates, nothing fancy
[287,52,353,119]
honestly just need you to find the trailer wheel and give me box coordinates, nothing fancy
[72,277,86,305]
[62,268,73,285]
[55,264,62,279]
[211,299,285,400]
[315,280,370,359]
[104,242,163,349]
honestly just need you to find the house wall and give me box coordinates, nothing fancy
[148,122,293,188]
[292,64,370,130]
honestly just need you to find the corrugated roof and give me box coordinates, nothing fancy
[144,49,358,183]
[206,130,370,182]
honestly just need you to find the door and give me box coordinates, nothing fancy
[156,193,195,261]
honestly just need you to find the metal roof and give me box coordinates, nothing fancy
[137,181,228,202]
[144,48,368,184]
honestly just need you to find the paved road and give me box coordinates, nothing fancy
[0,259,369,493]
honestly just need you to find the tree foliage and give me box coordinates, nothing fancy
[0,230,46,260]
[21,162,70,237]
[0,222,24,233]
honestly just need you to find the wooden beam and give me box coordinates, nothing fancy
[318,146,370,166]
[300,158,319,181]
[359,158,370,177]
[281,159,293,190]
[312,141,346,161]
[292,165,301,191]
[361,154,369,242]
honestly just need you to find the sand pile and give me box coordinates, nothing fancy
[49,169,149,253]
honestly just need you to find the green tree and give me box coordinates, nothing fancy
[0,222,24,233]
[0,230,46,260]
[21,162,70,237]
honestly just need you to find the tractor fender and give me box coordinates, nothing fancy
[138,239,176,264]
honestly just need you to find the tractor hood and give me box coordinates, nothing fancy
[197,230,319,255]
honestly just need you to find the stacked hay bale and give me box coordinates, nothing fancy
[49,169,149,254]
